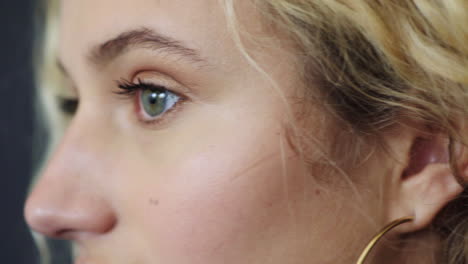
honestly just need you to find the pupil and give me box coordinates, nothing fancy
[149,92,159,105]
[142,89,168,117]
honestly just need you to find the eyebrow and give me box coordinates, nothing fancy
[86,27,207,68]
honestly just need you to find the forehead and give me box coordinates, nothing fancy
[58,0,262,69]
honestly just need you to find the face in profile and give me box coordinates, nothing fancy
[24,0,353,263]
[26,0,468,263]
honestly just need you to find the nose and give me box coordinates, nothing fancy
[24,124,117,239]
[24,180,117,239]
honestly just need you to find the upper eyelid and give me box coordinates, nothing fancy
[130,72,195,97]
[56,56,196,102]
[55,59,80,95]
[56,59,77,88]
[117,78,180,93]
[56,59,69,77]
[115,79,160,95]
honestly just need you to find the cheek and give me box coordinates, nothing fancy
[125,140,299,263]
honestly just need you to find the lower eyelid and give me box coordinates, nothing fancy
[138,98,188,128]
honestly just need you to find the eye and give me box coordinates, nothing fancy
[139,88,180,119]
[57,96,79,116]
[116,78,183,123]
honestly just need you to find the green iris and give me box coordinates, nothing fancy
[140,89,168,117]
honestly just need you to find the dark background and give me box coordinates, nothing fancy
[1,0,73,263]
[1,0,41,263]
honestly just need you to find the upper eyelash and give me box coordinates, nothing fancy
[115,78,168,96]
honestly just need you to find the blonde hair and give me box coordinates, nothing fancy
[248,0,468,263]
[35,0,468,263]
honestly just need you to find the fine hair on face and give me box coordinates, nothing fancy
[25,0,468,264]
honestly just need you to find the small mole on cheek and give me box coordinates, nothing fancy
[149,198,159,206]
[315,189,321,195]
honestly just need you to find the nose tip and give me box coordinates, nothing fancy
[24,202,64,238]
[24,187,117,239]
[24,113,119,240]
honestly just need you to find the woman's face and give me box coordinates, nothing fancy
[25,0,372,263]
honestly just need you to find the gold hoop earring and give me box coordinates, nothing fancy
[356,216,414,264]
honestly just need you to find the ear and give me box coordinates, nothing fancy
[387,133,467,233]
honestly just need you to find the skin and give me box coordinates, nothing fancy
[24,0,468,263]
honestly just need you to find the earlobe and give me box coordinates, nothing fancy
[388,136,464,233]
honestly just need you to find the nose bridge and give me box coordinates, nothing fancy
[42,111,111,186]
[24,112,117,239]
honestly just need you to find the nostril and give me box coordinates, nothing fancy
[55,229,79,240]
